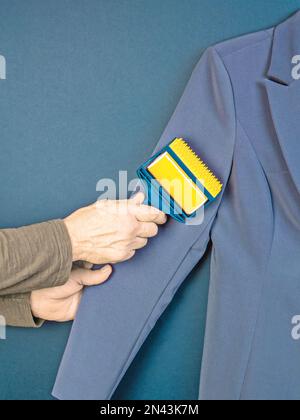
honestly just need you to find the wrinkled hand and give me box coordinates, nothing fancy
[30,266,112,322]
[64,192,167,265]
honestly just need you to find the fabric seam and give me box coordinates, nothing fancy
[218,31,272,60]
[236,119,275,400]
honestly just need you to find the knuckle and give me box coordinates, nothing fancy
[125,220,139,237]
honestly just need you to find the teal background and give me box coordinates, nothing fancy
[0,0,299,400]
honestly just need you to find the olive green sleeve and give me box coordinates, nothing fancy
[0,220,73,327]
[0,293,43,328]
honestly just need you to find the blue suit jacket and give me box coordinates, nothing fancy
[53,11,300,400]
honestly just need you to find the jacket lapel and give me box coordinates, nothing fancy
[265,11,300,193]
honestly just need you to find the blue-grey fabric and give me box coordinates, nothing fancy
[53,11,300,400]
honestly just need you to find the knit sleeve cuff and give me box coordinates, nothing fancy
[49,220,73,288]
[0,293,43,328]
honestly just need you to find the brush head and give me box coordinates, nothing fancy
[169,138,223,198]
[137,137,223,222]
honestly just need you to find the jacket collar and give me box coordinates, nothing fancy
[267,10,300,85]
[264,10,300,196]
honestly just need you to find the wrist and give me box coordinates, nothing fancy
[63,218,82,262]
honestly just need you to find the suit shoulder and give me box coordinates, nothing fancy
[213,28,273,59]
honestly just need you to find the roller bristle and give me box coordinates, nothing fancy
[170,138,223,198]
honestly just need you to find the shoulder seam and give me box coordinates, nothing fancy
[213,47,237,135]
[213,47,238,181]
[215,31,272,59]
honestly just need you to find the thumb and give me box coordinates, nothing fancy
[80,265,112,286]
[131,191,145,205]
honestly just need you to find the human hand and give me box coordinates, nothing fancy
[30,266,112,322]
[64,192,167,265]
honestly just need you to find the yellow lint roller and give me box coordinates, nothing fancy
[137,138,223,223]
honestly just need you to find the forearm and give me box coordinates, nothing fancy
[0,196,164,328]
[0,220,72,296]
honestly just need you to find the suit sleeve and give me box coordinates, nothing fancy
[52,47,236,400]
